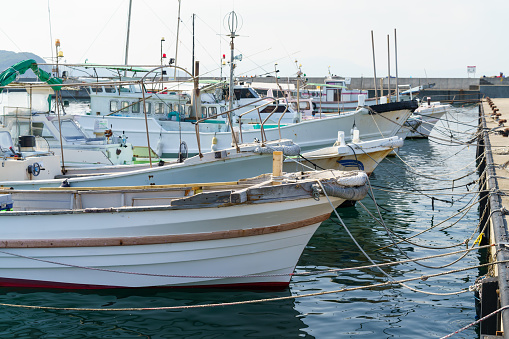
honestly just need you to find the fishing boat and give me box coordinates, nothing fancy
[406,98,450,138]
[0,81,135,166]
[284,134,403,175]
[75,81,417,157]
[0,128,61,181]
[0,168,368,289]
[0,139,301,190]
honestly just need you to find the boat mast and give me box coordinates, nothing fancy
[192,13,195,76]
[174,0,181,80]
[124,0,133,76]
[394,28,399,102]
[387,34,391,102]
[371,30,378,104]
[227,11,239,116]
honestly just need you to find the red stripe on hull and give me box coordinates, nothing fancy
[0,277,290,290]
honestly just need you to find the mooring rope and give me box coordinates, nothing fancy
[0,259,503,312]
[439,304,509,339]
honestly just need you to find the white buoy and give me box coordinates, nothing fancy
[337,131,346,147]
[358,94,366,107]
[352,127,360,143]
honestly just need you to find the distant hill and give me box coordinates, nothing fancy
[0,50,50,76]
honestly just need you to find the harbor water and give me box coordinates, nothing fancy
[0,106,481,338]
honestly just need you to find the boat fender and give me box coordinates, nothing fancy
[334,171,368,187]
[254,144,301,156]
[321,182,369,201]
[211,136,218,151]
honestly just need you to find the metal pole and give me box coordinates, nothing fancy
[192,14,195,77]
[394,28,399,102]
[174,0,181,80]
[141,80,152,168]
[55,91,66,175]
[371,30,378,104]
[387,34,391,102]
[124,0,133,76]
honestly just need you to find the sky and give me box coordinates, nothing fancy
[1,0,507,79]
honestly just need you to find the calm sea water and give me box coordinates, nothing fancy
[0,106,482,338]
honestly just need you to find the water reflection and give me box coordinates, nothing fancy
[0,287,311,338]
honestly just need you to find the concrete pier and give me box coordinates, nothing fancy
[478,98,509,337]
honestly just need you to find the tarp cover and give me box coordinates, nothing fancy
[0,59,63,92]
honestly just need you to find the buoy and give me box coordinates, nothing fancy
[211,136,218,151]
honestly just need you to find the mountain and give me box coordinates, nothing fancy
[0,50,50,76]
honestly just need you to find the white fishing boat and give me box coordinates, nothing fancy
[0,85,135,166]
[406,98,450,138]
[0,129,61,182]
[0,169,368,289]
[75,83,417,157]
[285,134,403,175]
[0,139,301,190]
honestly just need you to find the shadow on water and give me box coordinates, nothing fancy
[0,287,311,339]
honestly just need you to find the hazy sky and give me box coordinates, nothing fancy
[1,0,507,79]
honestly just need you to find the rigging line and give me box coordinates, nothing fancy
[356,201,472,268]
[317,180,477,296]
[78,0,126,62]
[389,146,485,180]
[358,195,480,251]
[1,259,505,312]
[194,14,275,76]
[369,180,478,192]
[372,107,481,146]
[361,176,473,269]
[352,143,483,202]
[375,193,487,252]
[0,29,33,62]
[440,305,509,339]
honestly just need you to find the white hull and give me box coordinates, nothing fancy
[0,141,297,190]
[285,136,403,175]
[0,171,366,288]
[406,103,449,138]
[76,102,415,157]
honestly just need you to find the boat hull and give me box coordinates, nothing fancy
[76,103,414,157]
[0,193,343,288]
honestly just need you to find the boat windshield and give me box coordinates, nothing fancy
[52,120,87,141]
[0,131,13,151]
[234,88,260,100]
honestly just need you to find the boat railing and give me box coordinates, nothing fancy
[193,97,286,157]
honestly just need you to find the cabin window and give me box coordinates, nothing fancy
[201,107,207,118]
[208,107,217,118]
[90,86,103,93]
[260,105,287,113]
[178,105,185,117]
[155,102,164,114]
[31,122,54,139]
[110,100,119,112]
[233,88,259,100]
[220,106,227,118]
[132,101,140,113]
[104,86,116,93]
[166,103,173,112]
[130,84,142,93]
[121,101,130,112]
[144,103,152,115]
